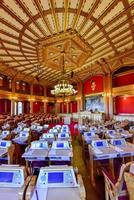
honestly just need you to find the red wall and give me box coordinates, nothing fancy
[60,103,67,113]
[113,73,134,87]
[33,102,44,113]
[115,96,134,114]
[0,99,5,114]
[33,84,44,96]
[69,101,77,113]
[23,101,30,114]
[0,99,11,114]
[46,103,55,113]
[46,87,53,97]
[83,75,103,95]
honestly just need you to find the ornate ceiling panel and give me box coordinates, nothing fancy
[0,0,134,85]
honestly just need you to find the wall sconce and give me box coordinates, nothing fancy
[12,96,17,100]
[28,98,35,101]
[123,97,126,100]
[44,99,48,102]
[76,97,81,100]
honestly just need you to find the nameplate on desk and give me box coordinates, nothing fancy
[50,157,62,160]
[120,152,131,156]
[50,156,70,161]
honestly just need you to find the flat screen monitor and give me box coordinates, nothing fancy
[0,172,13,183]
[1,142,6,147]
[109,130,114,134]
[48,172,63,183]
[57,143,64,148]
[21,133,26,137]
[87,132,92,136]
[39,143,43,148]
[96,141,104,147]
[113,140,122,146]
[61,134,66,137]
[3,131,8,135]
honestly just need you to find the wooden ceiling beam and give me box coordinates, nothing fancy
[49,0,60,33]
[1,58,37,64]
[93,19,117,54]
[0,39,23,66]
[90,38,133,62]
[109,47,134,62]
[64,0,69,31]
[0,30,35,47]
[0,46,37,55]
[87,3,134,41]
[1,39,36,52]
[122,0,134,41]
[0,18,36,42]
[40,72,60,81]
[0,54,37,58]
[38,69,58,79]
[79,0,100,32]
[92,27,134,52]
[14,0,47,37]
[19,65,36,73]
[72,0,84,30]
[84,49,114,66]
[89,15,134,44]
[34,0,53,35]
[0,1,41,39]
[9,61,39,69]
[83,0,119,37]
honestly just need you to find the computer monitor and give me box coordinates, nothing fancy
[0,140,11,148]
[91,140,109,148]
[19,131,29,137]
[84,132,95,137]
[42,133,54,139]
[31,141,48,149]
[2,131,9,136]
[107,130,115,135]
[52,141,70,149]
[110,139,126,146]
[37,166,77,188]
[0,166,25,187]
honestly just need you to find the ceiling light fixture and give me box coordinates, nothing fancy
[51,50,77,97]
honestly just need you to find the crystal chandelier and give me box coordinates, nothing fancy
[51,50,77,97]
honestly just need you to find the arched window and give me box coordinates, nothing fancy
[18,101,23,114]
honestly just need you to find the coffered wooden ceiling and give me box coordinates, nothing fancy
[0,0,134,85]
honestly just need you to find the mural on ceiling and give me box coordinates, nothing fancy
[85,95,104,113]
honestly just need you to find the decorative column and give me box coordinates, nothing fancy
[77,82,84,111]
[44,86,47,96]
[103,73,113,120]
[66,102,69,113]
[30,101,33,113]
[44,101,47,113]
[55,102,60,113]
[11,78,16,93]
[11,100,15,116]
[30,83,33,95]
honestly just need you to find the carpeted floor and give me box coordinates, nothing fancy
[72,136,105,200]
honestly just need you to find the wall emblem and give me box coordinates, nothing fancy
[91,80,96,91]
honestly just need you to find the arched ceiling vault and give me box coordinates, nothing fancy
[0,0,134,85]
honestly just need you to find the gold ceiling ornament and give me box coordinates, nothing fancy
[51,50,77,97]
